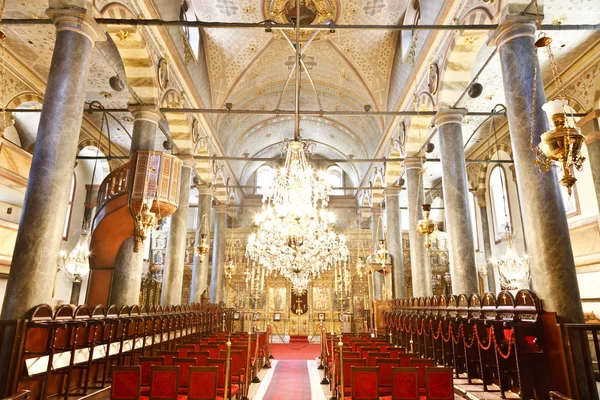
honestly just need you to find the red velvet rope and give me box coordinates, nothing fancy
[494,329,514,359]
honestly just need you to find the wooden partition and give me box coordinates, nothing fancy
[0,303,223,400]
[382,290,574,400]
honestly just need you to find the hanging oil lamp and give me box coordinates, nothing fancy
[416,204,437,249]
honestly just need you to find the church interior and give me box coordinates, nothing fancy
[0,0,599,399]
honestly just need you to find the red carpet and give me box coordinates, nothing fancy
[270,343,321,360]
[261,360,311,400]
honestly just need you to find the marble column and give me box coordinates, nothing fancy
[109,107,161,307]
[405,159,432,297]
[190,186,213,303]
[475,189,496,294]
[494,17,583,322]
[161,163,193,306]
[0,9,104,320]
[209,205,228,304]
[578,112,600,211]
[385,189,406,299]
[434,108,478,295]
[371,207,383,300]
[129,106,160,154]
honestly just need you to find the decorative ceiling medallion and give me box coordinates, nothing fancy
[158,58,169,90]
[264,0,339,42]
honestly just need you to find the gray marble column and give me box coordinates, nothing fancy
[161,163,192,306]
[110,107,161,307]
[494,16,583,323]
[385,189,406,299]
[210,205,228,304]
[129,106,160,154]
[371,208,383,300]
[0,9,104,320]
[475,190,496,294]
[405,159,432,297]
[434,108,478,295]
[190,186,213,303]
[578,113,600,212]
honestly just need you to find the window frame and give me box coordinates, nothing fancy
[326,165,344,196]
[62,172,76,241]
[255,165,275,196]
[488,164,513,244]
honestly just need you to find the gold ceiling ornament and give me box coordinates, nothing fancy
[530,1,585,197]
[133,201,157,252]
[195,213,210,261]
[265,0,337,42]
[416,204,437,249]
[115,30,132,41]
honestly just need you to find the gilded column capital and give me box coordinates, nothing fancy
[490,15,536,48]
[433,108,467,128]
[129,105,162,125]
[46,7,106,44]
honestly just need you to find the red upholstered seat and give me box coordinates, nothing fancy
[360,347,380,359]
[177,344,195,358]
[189,351,210,366]
[202,344,219,359]
[188,366,224,400]
[391,367,420,400]
[208,358,240,398]
[342,351,360,359]
[387,347,406,358]
[398,353,419,367]
[111,366,141,400]
[157,351,179,366]
[140,357,164,395]
[368,351,390,366]
[338,358,366,396]
[425,367,454,400]
[411,359,435,393]
[173,357,197,394]
[376,358,401,396]
[148,365,179,400]
[350,366,379,400]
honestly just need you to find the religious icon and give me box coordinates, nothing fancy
[153,250,165,264]
[353,296,365,318]
[273,313,281,321]
[284,0,317,25]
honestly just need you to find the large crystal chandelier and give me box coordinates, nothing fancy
[245,141,349,293]
[490,225,530,291]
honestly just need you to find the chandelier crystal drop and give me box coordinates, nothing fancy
[245,140,349,293]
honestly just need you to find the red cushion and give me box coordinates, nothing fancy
[151,371,178,399]
[112,371,139,399]
[353,372,378,398]
[394,373,418,399]
[427,371,453,400]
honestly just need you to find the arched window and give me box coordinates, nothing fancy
[63,173,76,240]
[256,165,275,195]
[327,166,343,196]
[488,165,511,242]
[180,1,200,60]
[467,192,479,251]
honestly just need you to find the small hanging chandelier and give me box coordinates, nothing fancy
[530,2,585,196]
[490,225,530,291]
[224,256,236,281]
[374,239,389,266]
[195,214,210,261]
[58,230,91,283]
[416,204,437,249]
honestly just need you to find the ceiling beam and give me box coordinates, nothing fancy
[1,19,598,31]
[6,107,589,118]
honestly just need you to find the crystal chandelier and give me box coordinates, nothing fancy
[490,225,530,291]
[245,141,349,293]
[58,230,91,283]
[417,204,437,249]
